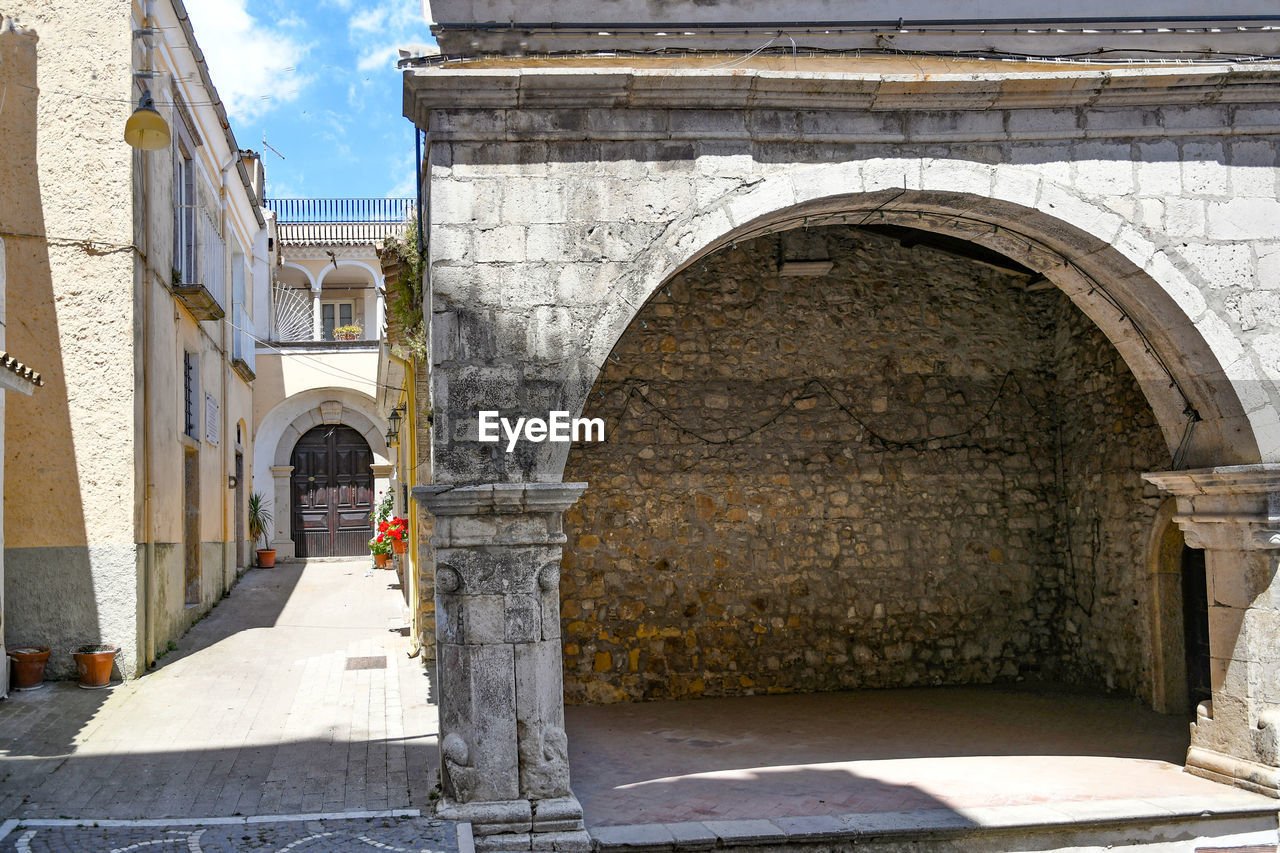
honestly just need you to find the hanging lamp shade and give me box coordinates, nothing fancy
[124,90,171,150]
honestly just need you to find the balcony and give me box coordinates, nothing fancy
[173,208,227,320]
[267,197,415,246]
[231,303,256,382]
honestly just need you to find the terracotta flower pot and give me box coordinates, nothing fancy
[71,644,119,690]
[392,539,406,555]
[256,549,277,568]
[8,646,51,691]
[374,552,390,568]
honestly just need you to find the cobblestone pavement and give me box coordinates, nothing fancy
[0,815,459,852]
[0,560,439,821]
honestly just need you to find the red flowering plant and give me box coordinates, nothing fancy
[368,533,392,556]
[384,516,409,543]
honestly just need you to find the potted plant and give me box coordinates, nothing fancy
[333,323,363,342]
[7,645,52,691]
[369,534,392,568]
[71,643,119,689]
[248,491,276,568]
[381,516,409,554]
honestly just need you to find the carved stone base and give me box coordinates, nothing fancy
[1187,746,1280,798]
[437,795,589,851]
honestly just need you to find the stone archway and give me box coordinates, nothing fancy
[254,389,390,559]
[414,163,1280,853]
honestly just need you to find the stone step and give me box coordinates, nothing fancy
[589,797,1280,852]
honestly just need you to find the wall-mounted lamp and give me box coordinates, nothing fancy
[125,88,171,150]
[385,428,397,447]
[227,474,238,489]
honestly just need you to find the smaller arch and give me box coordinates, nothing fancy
[274,405,387,467]
[316,259,383,290]
[280,261,318,290]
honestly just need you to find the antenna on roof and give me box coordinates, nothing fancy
[262,133,286,160]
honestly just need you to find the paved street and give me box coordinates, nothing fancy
[0,559,440,826]
[0,815,458,852]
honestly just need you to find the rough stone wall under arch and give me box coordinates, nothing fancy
[561,227,1169,704]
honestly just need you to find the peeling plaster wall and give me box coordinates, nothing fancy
[561,227,1168,704]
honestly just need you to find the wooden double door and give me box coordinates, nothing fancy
[290,425,374,558]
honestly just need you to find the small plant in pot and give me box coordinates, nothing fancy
[71,643,120,689]
[369,533,392,568]
[332,323,362,342]
[248,491,276,568]
[379,516,409,554]
[8,645,52,691]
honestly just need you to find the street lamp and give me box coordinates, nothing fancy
[124,89,170,150]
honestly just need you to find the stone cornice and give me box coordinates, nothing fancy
[1144,464,1280,497]
[415,482,588,516]
[1144,464,1280,550]
[406,63,1280,121]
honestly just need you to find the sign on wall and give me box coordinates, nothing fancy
[205,392,219,446]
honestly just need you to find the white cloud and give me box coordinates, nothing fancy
[349,8,390,33]
[356,44,401,71]
[184,0,312,123]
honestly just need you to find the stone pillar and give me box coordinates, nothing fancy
[413,482,589,851]
[1144,464,1280,798]
[371,462,394,513]
[268,465,295,558]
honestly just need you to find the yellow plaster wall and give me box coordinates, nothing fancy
[3,1,136,552]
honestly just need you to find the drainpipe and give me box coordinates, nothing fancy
[139,0,157,670]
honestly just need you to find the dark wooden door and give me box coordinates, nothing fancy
[183,450,200,604]
[290,425,374,557]
[1182,545,1212,713]
[235,452,245,569]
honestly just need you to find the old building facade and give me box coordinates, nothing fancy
[250,198,402,563]
[1,0,269,678]
[406,1,1280,847]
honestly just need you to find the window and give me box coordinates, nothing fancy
[174,139,197,285]
[321,300,355,340]
[183,351,198,438]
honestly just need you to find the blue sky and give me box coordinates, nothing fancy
[185,0,438,201]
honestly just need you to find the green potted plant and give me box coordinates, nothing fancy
[248,491,276,568]
[369,534,392,568]
[333,323,363,342]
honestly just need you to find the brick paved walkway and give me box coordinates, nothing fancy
[0,560,439,822]
[566,685,1277,828]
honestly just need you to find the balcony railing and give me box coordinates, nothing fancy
[266,197,415,245]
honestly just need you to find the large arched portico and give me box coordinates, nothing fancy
[409,61,1280,845]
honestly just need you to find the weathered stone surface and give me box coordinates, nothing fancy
[562,227,1167,703]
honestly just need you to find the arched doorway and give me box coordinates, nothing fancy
[290,424,374,557]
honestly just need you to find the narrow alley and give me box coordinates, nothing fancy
[0,560,447,848]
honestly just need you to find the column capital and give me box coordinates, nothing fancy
[1144,464,1280,551]
[268,465,294,477]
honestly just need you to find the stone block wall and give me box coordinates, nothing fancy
[561,226,1169,704]
[1045,298,1170,695]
